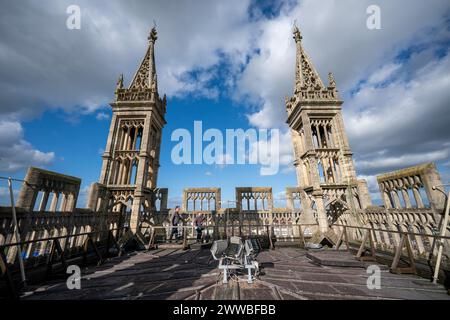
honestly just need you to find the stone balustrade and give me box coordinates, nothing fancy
[182,188,221,212]
[0,207,120,264]
[377,162,445,211]
[1,162,448,275]
[236,187,273,211]
[16,167,81,213]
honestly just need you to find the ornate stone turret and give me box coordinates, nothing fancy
[286,23,371,234]
[89,26,167,243]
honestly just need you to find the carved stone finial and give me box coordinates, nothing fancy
[328,72,336,88]
[151,73,157,92]
[116,74,124,90]
[148,26,158,42]
[293,22,302,42]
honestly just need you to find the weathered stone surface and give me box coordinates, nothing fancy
[22,247,450,300]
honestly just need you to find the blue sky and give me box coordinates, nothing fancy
[0,0,449,207]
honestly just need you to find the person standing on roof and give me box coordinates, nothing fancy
[193,212,205,243]
[168,206,181,243]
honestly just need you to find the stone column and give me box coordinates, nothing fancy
[421,164,445,210]
[324,125,331,148]
[286,188,294,211]
[38,191,50,212]
[87,183,100,211]
[383,192,392,209]
[49,192,60,212]
[301,114,315,151]
[401,189,412,208]
[16,168,40,211]
[215,188,221,210]
[181,190,187,212]
[293,161,303,187]
[356,179,372,209]
[129,196,143,233]
[267,189,274,211]
[235,188,242,212]
[99,114,118,184]
[314,193,328,233]
[59,193,68,212]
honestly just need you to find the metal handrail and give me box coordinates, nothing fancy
[331,223,450,240]
[0,228,121,249]
[148,223,318,228]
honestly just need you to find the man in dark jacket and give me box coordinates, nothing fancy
[193,213,204,243]
[169,206,181,242]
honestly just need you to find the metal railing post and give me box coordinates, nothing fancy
[432,186,450,284]
[8,177,26,287]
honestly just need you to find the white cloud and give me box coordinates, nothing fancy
[0,0,449,185]
[356,149,450,172]
[0,187,20,205]
[0,121,55,173]
[367,63,401,85]
[346,48,450,175]
[235,0,450,179]
[0,0,257,121]
[95,112,110,121]
[237,0,449,128]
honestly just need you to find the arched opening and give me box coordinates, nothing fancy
[319,125,327,148]
[311,125,320,148]
[407,188,417,208]
[318,161,325,183]
[419,188,430,207]
[128,126,136,150]
[33,191,45,211]
[131,160,138,185]
[398,190,406,208]
[326,125,334,147]
[135,127,143,150]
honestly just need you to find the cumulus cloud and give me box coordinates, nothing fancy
[235,0,450,179]
[346,48,450,175]
[0,0,257,173]
[366,63,401,85]
[0,121,55,172]
[0,186,20,206]
[0,0,449,186]
[95,112,110,121]
[0,0,257,121]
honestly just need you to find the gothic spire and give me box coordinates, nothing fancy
[129,26,158,92]
[293,23,325,93]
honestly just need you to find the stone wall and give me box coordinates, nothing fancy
[16,167,81,212]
